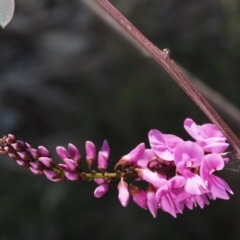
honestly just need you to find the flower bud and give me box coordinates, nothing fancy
[85,141,96,167]
[94,183,109,198]
[118,178,130,207]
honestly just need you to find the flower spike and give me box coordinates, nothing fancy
[0,117,236,218]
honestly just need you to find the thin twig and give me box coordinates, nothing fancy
[89,0,240,156]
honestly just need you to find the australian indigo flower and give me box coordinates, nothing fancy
[0,118,233,218]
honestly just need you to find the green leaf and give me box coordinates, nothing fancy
[0,0,15,28]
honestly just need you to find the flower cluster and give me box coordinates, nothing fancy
[115,118,232,217]
[0,118,233,218]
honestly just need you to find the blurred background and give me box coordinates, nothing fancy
[0,0,240,239]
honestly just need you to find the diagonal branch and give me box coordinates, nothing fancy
[88,0,240,157]
[81,0,240,129]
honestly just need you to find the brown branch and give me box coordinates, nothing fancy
[81,0,240,129]
[86,0,240,157]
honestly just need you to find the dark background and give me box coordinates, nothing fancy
[0,0,240,239]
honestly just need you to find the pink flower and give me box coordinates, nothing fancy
[155,176,185,218]
[56,144,81,181]
[148,129,183,161]
[118,178,130,207]
[1,119,233,218]
[56,144,81,169]
[200,153,233,200]
[146,185,158,218]
[184,118,229,153]
[174,141,207,195]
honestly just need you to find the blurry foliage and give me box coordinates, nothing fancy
[0,0,240,239]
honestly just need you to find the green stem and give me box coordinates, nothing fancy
[82,171,137,180]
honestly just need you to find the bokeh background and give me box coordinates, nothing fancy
[0,0,240,239]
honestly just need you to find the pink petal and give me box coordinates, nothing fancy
[65,172,79,181]
[147,188,158,218]
[209,185,230,200]
[169,175,185,189]
[157,149,174,161]
[174,141,204,169]
[122,143,145,163]
[204,153,225,171]
[137,149,154,168]
[118,178,130,207]
[138,168,167,188]
[38,146,50,157]
[161,194,177,218]
[200,154,225,180]
[184,197,195,210]
[45,175,63,182]
[149,129,172,160]
[98,151,107,170]
[94,183,109,198]
[163,134,184,151]
[85,141,96,160]
[130,188,147,210]
[194,194,209,208]
[68,143,81,163]
[56,146,68,160]
[27,148,38,159]
[43,169,57,179]
[210,175,233,195]
[174,191,193,203]
[155,181,169,201]
[29,167,43,175]
[202,141,229,154]
[184,118,203,141]
[58,163,69,172]
[184,172,206,195]
[201,124,225,138]
[17,152,28,160]
[29,162,41,169]
[100,140,110,160]
[38,156,53,168]
[11,142,24,151]
[148,129,165,146]
[184,119,228,153]
[63,158,77,171]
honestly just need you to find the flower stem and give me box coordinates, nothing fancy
[82,171,136,180]
[94,0,240,157]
